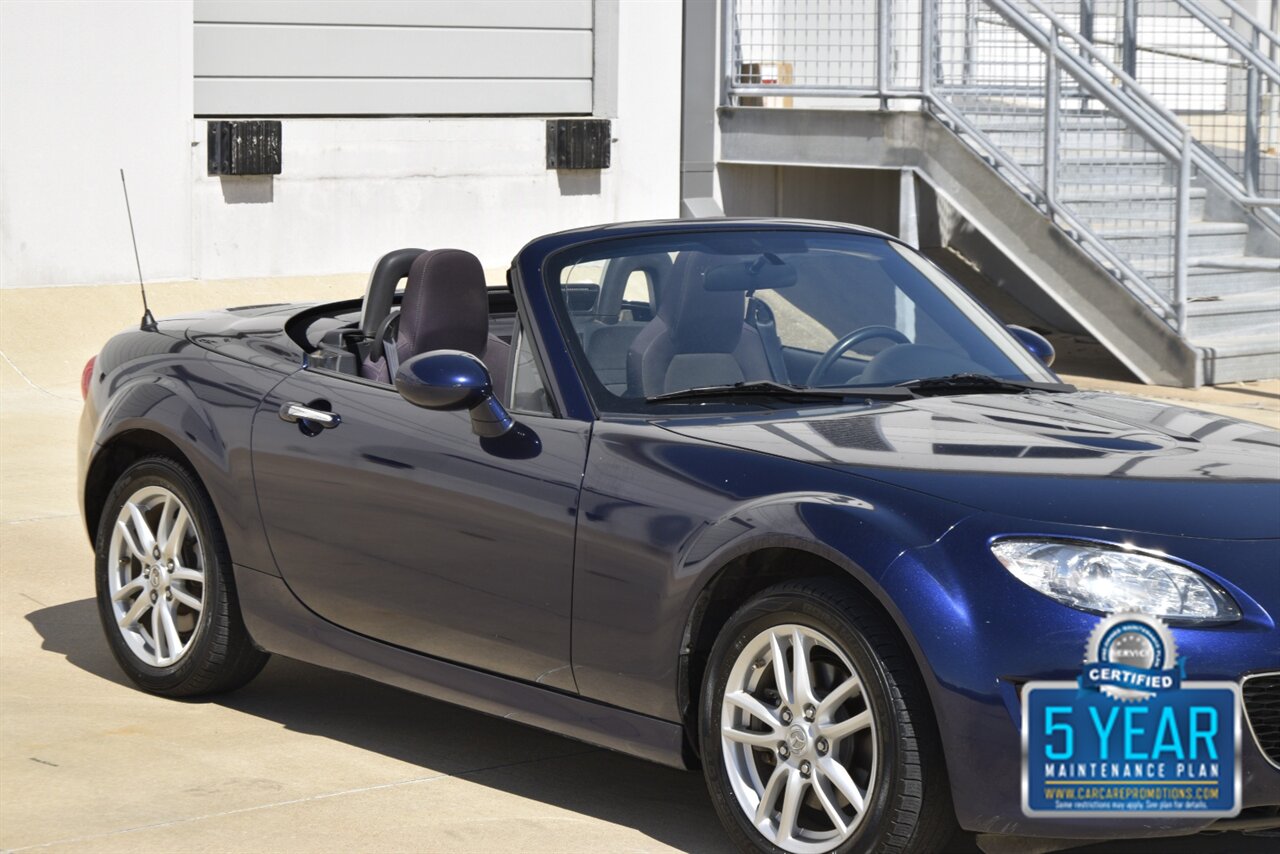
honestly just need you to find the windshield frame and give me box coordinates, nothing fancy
[537,224,1060,418]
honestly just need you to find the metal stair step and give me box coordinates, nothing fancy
[1063,187,1207,220]
[1193,330,1280,384]
[988,152,1173,183]
[1142,256,1280,299]
[1184,288,1280,338]
[970,116,1131,131]
[960,109,1128,130]
[1189,255,1280,272]
[996,146,1169,166]
[1090,221,1249,257]
[982,129,1143,150]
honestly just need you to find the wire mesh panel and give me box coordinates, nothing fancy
[890,0,925,90]
[934,0,1051,198]
[1263,75,1280,196]
[730,0,881,91]
[932,0,1183,309]
[1030,0,1280,199]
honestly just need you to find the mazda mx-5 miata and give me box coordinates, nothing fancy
[79,219,1278,852]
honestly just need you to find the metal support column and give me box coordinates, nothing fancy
[1122,0,1138,81]
[1079,0,1094,47]
[878,0,892,108]
[1174,132,1192,336]
[1244,66,1261,195]
[962,0,976,86]
[721,0,736,107]
[922,0,935,97]
[1045,26,1060,213]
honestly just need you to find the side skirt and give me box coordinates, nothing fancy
[234,565,690,770]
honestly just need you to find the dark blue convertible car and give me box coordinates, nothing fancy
[78,219,1278,852]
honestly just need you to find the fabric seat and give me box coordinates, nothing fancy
[361,249,510,397]
[576,252,672,395]
[625,251,771,397]
[583,322,645,393]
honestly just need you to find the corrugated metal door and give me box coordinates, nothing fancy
[194,0,593,115]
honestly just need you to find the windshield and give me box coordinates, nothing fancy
[545,229,1055,411]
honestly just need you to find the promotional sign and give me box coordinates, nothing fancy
[1022,612,1241,817]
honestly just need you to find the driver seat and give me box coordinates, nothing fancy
[361,249,509,396]
[626,251,771,396]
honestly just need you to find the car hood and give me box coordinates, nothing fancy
[657,391,1280,540]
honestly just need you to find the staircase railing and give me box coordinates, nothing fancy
[1067,0,1279,210]
[722,0,1280,337]
[932,0,1195,328]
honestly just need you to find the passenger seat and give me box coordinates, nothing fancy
[361,249,509,396]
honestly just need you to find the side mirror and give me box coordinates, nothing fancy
[1007,324,1056,367]
[395,350,514,438]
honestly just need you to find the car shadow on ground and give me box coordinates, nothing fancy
[26,597,731,853]
[27,598,1277,854]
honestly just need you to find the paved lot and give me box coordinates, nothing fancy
[1,278,1277,853]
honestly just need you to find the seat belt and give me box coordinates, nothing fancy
[749,297,789,384]
[376,311,401,381]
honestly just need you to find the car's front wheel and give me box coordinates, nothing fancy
[94,456,268,696]
[701,579,955,853]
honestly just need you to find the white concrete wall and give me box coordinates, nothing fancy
[0,0,682,288]
[192,0,681,279]
[0,1,194,287]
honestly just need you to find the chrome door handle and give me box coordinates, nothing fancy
[279,402,341,429]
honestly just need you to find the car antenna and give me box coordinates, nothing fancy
[119,169,157,331]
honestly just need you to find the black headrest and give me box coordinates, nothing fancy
[359,247,426,338]
[399,249,489,357]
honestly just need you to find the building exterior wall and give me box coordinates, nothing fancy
[193,0,594,116]
[0,0,681,288]
[0,0,195,287]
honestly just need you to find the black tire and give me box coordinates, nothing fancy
[700,578,957,854]
[94,456,268,696]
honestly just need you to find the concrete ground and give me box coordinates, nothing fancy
[1,278,1277,853]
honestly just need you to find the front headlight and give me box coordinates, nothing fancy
[990,539,1241,624]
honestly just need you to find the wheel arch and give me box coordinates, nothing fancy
[81,369,278,573]
[83,428,200,543]
[676,532,944,767]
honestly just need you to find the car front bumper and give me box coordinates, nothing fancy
[880,513,1280,838]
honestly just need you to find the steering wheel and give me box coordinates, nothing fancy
[806,325,911,386]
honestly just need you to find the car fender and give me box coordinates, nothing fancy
[572,422,968,722]
[673,490,970,718]
[83,349,287,575]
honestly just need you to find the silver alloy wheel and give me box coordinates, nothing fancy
[721,624,877,853]
[107,485,206,667]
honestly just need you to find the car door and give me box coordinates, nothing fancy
[249,324,586,691]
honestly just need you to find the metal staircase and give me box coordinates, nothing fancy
[721,0,1280,384]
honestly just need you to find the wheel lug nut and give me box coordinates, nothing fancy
[803,704,815,722]
[800,760,812,778]
[167,560,174,569]
[165,590,173,601]
[778,743,790,759]
[152,547,160,559]
[816,737,829,755]
[149,591,158,603]
[781,708,793,723]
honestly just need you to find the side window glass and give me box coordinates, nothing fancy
[511,322,554,416]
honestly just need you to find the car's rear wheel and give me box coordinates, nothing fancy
[700,578,955,853]
[95,456,267,696]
